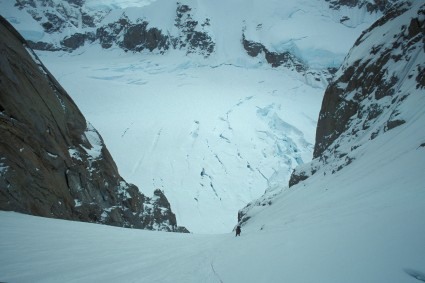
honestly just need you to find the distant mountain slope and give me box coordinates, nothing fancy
[0,16,187,232]
[0,0,388,85]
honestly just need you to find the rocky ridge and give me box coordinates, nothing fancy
[0,16,188,232]
[289,1,425,186]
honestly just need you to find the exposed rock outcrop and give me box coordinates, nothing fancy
[242,34,306,72]
[94,2,214,56]
[61,32,95,51]
[17,1,214,56]
[242,33,336,84]
[325,0,398,13]
[95,16,171,53]
[172,2,215,57]
[0,16,188,233]
[289,1,425,187]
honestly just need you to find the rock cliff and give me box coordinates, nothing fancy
[0,16,188,232]
[289,1,425,187]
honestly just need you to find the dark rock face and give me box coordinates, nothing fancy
[325,0,397,13]
[173,3,215,57]
[288,171,309,188]
[0,16,188,233]
[42,12,66,33]
[26,40,61,51]
[95,16,171,53]
[242,34,307,72]
[289,2,425,187]
[242,34,333,84]
[61,32,95,51]
[122,22,169,52]
[96,17,130,49]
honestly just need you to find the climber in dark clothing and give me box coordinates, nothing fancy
[235,225,241,237]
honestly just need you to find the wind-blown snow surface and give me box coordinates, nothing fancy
[1,128,424,282]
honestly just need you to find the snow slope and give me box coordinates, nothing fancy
[1,129,424,282]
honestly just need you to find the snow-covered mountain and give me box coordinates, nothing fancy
[0,0,391,233]
[3,0,387,65]
[0,3,424,279]
[0,1,424,282]
[1,0,392,87]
